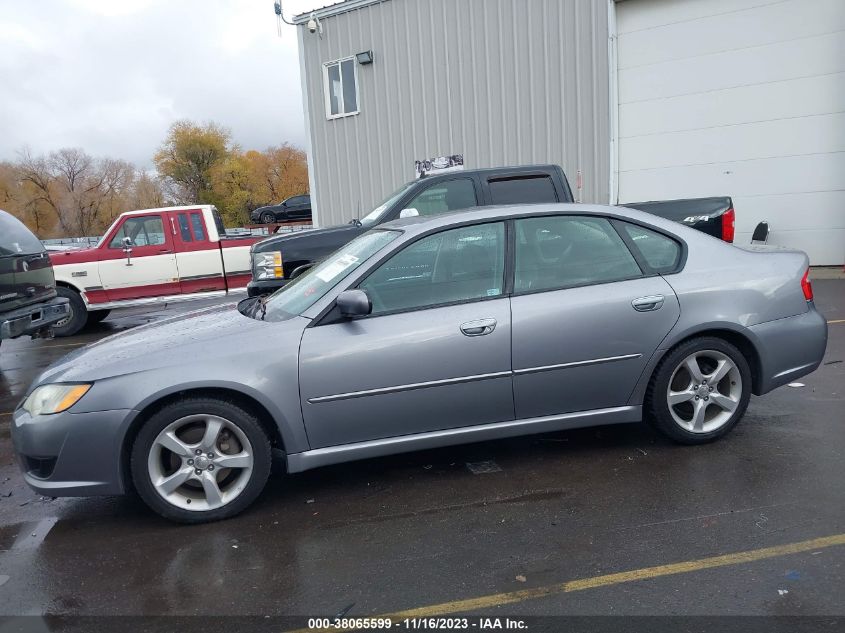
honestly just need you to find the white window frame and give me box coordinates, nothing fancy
[322,56,360,120]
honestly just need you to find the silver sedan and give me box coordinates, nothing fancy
[11,204,828,522]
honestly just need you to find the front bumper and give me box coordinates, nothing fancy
[11,406,137,497]
[1,297,69,340]
[749,303,828,394]
[247,278,288,298]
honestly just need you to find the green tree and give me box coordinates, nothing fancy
[154,120,232,205]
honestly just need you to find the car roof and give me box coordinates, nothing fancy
[378,203,694,238]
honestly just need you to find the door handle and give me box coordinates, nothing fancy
[460,318,497,337]
[632,295,665,312]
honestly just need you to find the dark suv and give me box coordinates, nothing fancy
[250,194,312,224]
[0,210,69,347]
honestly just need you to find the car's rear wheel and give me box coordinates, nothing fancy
[53,286,88,337]
[646,337,751,444]
[130,397,271,523]
[260,211,276,224]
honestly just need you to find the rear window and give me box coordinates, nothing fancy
[621,223,682,273]
[488,176,558,205]
[0,212,44,256]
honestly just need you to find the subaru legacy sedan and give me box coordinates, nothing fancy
[12,204,827,522]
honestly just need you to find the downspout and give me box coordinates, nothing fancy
[607,0,620,205]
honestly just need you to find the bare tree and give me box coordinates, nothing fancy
[16,148,137,236]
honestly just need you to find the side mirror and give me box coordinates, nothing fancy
[336,289,372,318]
[399,208,419,219]
[121,236,133,248]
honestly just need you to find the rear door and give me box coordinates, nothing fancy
[172,210,226,294]
[298,221,513,448]
[287,196,311,219]
[97,213,180,301]
[510,214,681,419]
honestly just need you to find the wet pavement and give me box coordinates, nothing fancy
[0,283,843,621]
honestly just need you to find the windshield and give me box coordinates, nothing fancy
[0,212,45,256]
[359,181,416,226]
[259,230,400,320]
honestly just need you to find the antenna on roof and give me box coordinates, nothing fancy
[274,0,295,37]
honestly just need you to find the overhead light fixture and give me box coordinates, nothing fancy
[355,50,374,65]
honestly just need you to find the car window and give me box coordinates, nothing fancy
[621,223,681,273]
[515,216,641,292]
[190,212,206,241]
[177,213,193,242]
[108,216,166,248]
[261,230,400,320]
[0,212,44,256]
[403,179,477,217]
[361,222,505,315]
[488,176,558,205]
[360,181,417,225]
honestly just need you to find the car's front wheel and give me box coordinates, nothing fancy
[130,397,271,523]
[646,337,751,444]
[260,211,276,224]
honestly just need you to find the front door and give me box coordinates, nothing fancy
[98,214,180,301]
[510,215,681,419]
[298,221,513,448]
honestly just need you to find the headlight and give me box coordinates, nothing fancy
[22,383,92,416]
[253,251,283,280]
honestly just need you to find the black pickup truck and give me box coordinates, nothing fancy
[247,164,734,296]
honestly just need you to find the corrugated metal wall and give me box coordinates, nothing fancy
[298,0,611,228]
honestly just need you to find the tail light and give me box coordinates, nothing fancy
[721,207,735,243]
[801,268,813,301]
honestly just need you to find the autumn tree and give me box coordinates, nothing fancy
[15,148,135,236]
[154,120,232,205]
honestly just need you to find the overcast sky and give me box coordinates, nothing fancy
[0,0,324,168]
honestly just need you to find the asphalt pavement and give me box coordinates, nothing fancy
[0,282,843,627]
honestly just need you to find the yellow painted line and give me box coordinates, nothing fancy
[828,319,845,324]
[290,533,845,632]
[33,342,87,349]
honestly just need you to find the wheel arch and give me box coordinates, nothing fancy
[630,324,764,406]
[119,386,288,492]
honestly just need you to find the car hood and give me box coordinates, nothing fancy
[33,302,306,385]
[252,223,359,253]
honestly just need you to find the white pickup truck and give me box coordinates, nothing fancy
[49,205,263,336]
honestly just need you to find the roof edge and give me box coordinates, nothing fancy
[293,0,386,24]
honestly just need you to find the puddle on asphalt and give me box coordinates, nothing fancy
[0,518,58,552]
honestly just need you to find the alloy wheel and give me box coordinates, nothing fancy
[666,350,742,433]
[147,414,254,511]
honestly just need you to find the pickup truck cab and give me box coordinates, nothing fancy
[248,165,573,296]
[248,165,738,297]
[50,205,262,336]
[0,210,70,346]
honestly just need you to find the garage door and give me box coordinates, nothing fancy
[615,0,845,265]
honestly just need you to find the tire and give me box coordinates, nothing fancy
[645,336,752,445]
[130,397,272,523]
[53,286,88,337]
[87,309,111,325]
[260,212,276,224]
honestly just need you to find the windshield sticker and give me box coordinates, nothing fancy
[316,253,360,282]
[487,288,500,296]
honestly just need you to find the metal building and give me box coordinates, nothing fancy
[295,0,845,265]
[295,0,611,224]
